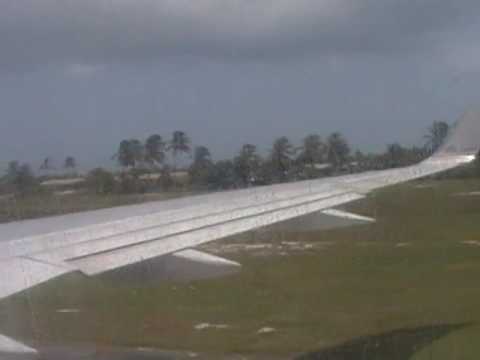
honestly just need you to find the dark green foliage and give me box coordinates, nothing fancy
[297,134,325,165]
[39,157,54,171]
[424,121,450,154]
[157,166,175,191]
[115,139,144,168]
[86,168,115,194]
[169,131,191,155]
[64,156,76,170]
[327,132,351,171]
[6,161,20,182]
[385,143,407,168]
[189,146,213,187]
[4,161,37,194]
[208,160,237,189]
[14,164,36,193]
[296,134,328,179]
[144,134,165,167]
[117,172,139,194]
[193,146,211,165]
[234,144,262,186]
[270,136,295,182]
[6,119,472,199]
[168,131,191,170]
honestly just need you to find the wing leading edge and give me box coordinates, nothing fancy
[1,110,480,303]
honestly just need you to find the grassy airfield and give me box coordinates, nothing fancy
[2,179,480,358]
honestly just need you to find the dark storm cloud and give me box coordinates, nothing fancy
[1,0,479,68]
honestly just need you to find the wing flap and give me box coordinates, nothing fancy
[30,188,354,264]
[96,249,241,282]
[0,257,71,300]
[0,183,343,259]
[0,334,37,354]
[161,249,241,281]
[266,208,375,232]
[67,192,364,275]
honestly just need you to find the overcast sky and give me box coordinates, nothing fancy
[1,0,480,171]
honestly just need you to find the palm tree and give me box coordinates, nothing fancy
[190,146,212,186]
[234,144,261,186]
[144,134,165,168]
[115,140,132,168]
[424,121,449,154]
[209,160,236,189]
[297,134,327,178]
[6,161,20,181]
[409,146,429,163]
[115,139,144,168]
[271,136,295,182]
[297,134,325,166]
[64,156,76,171]
[193,146,211,166]
[327,132,350,171]
[6,162,36,194]
[385,143,405,168]
[87,168,115,194]
[39,157,54,172]
[130,139,144,166]
[168,131,191,170]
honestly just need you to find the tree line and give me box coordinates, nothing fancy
[0,121,458,195]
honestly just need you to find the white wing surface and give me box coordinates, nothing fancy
[1,110,480,302]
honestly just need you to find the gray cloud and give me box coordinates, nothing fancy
[1,0,479,68]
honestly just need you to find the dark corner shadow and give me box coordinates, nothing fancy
[296,322,473,360]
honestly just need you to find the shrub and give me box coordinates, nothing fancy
[87,168,115,194]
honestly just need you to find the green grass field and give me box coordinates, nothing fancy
[0,190,199,223]
[2,179,480,359]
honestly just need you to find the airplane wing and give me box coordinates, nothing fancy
[1,111,480,304]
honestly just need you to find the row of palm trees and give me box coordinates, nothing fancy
[111,129,353,186]
[2,120,452,195]
[114,131,191,170]
[37,120,450,176]
[190,121,452,188]
[110,121,452,189]
[34,156,78,173]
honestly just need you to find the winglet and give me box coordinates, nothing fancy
[432,110,480,162]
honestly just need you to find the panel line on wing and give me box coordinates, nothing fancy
[69,193,365,275]
[0,184,343,260]
[62,190,359,263]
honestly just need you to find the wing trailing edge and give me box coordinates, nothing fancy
[265,208,375,233]
[78,249,241,281]
[0,257,71,300]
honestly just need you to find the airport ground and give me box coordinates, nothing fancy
[2,179,480,359]
[0,190,200,224]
